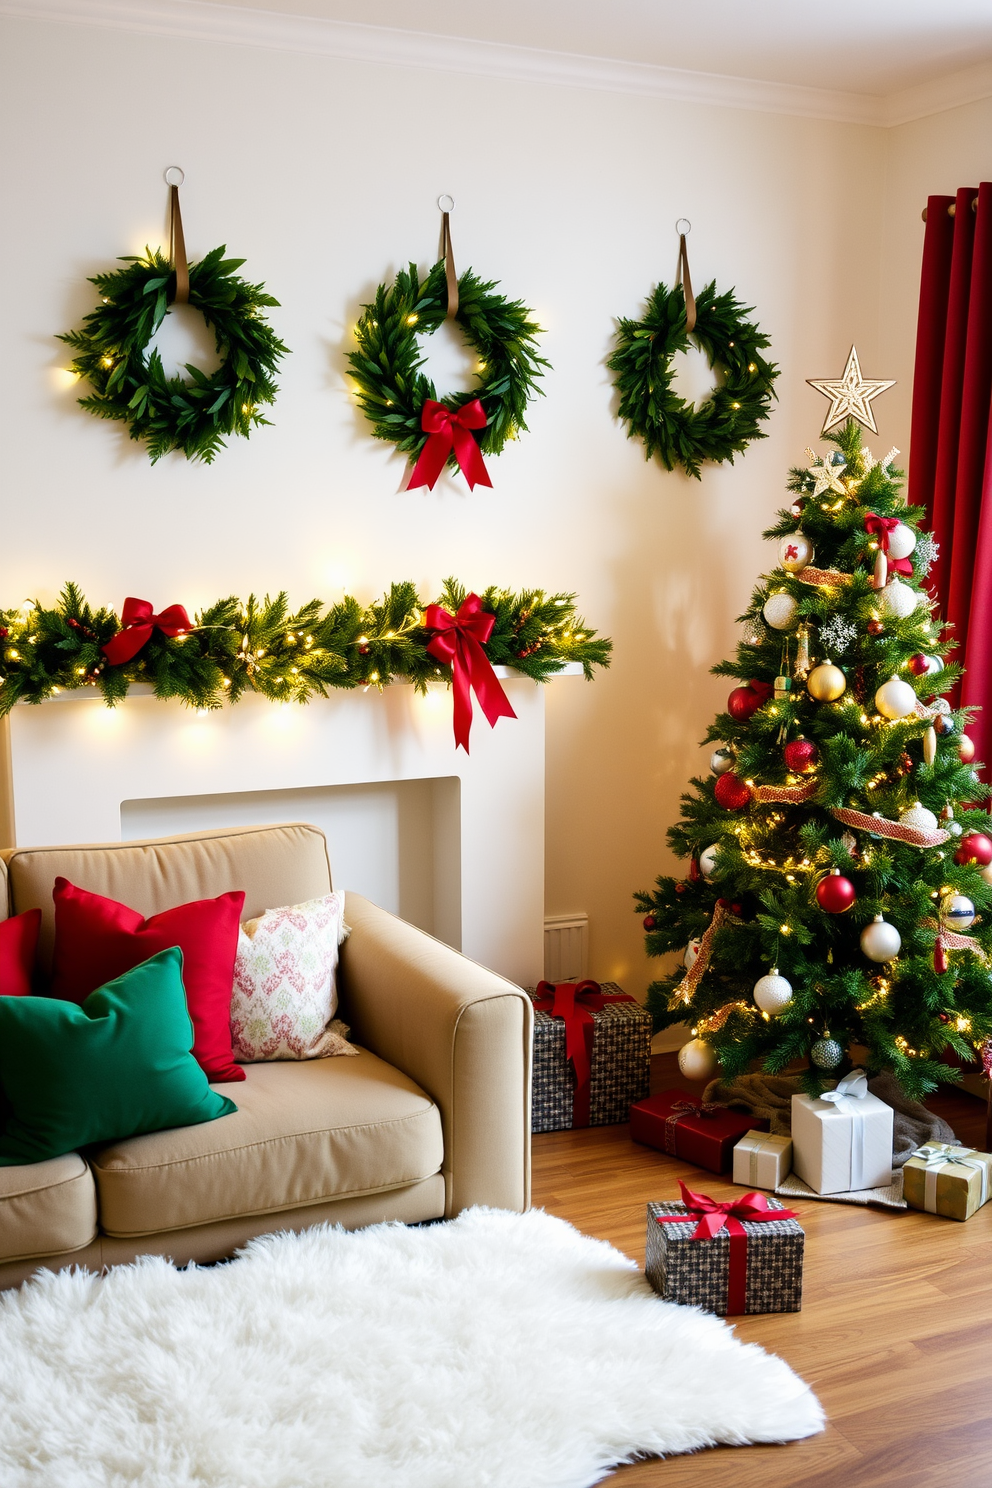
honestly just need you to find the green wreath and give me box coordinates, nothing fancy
[346,260,548,477]
[608,280,778,480]
[58,246,288,465]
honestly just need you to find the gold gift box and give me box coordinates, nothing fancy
[903,1143,992,1221]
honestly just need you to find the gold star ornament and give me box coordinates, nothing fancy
[806,346,895,436]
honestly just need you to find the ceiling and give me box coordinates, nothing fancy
[203,0,992,98]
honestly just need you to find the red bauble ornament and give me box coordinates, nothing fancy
[934,943,949,975]
[642,914,657,931]
[727,680,772,722]
[955,832,992,867]
[815,868,856,914]
[674,882,686,895]
[908,654,929,676]
[783,737,819,773]
[714,771,752,811]
[959,734,976,763]
[867,620,884,636]
[689,858,701,883]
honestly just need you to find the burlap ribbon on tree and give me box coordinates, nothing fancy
[830,806,950,849]
[753,781,819,804]
[670,900,743,1008]
[795,566,852,588]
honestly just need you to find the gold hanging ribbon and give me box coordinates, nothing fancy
[677,227,696,334]
[169,180,189,306]
[439,203,458,320]
[670,900,742,1008]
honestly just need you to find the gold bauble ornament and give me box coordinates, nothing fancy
[807,661,846,702]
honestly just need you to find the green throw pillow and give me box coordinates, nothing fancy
[0,947,237,1165]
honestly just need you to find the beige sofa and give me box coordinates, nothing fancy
[0,822,532,1290]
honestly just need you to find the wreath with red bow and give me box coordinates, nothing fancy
[346,261,548,489]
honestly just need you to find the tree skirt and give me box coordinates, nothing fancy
[0,1207,823,1488]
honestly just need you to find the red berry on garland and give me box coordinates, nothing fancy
[714,771,752,810]
[955,832,992,867]
[959,734,976,763]
[783,737,818,773]
[674,882,686,895]
[815,867,856,914]
[0,627,7,640]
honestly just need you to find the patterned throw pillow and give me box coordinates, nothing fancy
[230,893,357,1063]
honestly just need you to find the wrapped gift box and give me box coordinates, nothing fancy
[733,1130,793,1190]
[529,980,651,1132]
[630,1091,768,1173]
[645,1183,804,1316]
[791,1072,893,1195]
[903,1143,992,1221]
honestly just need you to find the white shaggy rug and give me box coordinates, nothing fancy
[0,1207,823,1488]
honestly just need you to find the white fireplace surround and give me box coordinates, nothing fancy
[0,668,581,987]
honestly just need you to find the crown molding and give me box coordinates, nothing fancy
[882,58,992,127]
[3,0,990,127]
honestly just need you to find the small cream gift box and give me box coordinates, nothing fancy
[791,1069,893,1195]
[733,1130,793,1190]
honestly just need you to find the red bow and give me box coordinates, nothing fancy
[655,1180,799,1314]
[425,594,516,752]
[864,513,912,575]
[407,398,493,491]
[663,1097,725,1155]
[533,979,636,1126]
[101,597,192,666]
[746,679,775,704]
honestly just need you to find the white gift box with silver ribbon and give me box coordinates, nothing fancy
[791,1070,893,1195]
[733,1130,793,1190]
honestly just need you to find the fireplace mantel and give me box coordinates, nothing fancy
[0,668,581,986]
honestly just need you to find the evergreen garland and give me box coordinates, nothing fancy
[635,421,992,1099]
[58,247,287,464]
[346,261,548,467]
[608,281,778,479]
[0,579,610,715]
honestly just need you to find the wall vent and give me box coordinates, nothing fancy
[543,913,589,982]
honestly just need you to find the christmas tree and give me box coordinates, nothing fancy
[636,417,992,1100]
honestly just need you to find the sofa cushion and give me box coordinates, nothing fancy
[0,1153,98,1263]
[0,909,41,997]
[90,1050,444,1236]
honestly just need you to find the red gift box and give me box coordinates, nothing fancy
[630,1091,769,1174]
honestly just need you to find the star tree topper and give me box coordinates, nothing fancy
[807,345,896,436]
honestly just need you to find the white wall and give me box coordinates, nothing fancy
[0,12,889,1012]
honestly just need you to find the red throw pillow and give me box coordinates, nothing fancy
[51,879,245,1083]
[0,910,41,997]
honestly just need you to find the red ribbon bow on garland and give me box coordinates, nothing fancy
[533,979,637,1127]
[101,597,192,666]
[424,593,516,752]
[863,513,913,575]
[407,399,493,491]
[656,1180,799,1314]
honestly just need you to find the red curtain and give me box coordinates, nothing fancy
[909,182,992,769]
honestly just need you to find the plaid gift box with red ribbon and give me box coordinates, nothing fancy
[630,1091,769,1173]
[529,980,652,1133]
[646,1182,805,1316]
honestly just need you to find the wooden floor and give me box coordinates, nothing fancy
[531,1056,992,1487]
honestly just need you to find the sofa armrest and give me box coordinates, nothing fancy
[338,893,532,1218]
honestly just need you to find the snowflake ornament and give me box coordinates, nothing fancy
[819,614,858,655]
[914,531,939,575]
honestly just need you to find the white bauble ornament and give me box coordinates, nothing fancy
[881,578,917,619]
[940,893,976,931]
[916,590,932,612]
[763,592,798,631]
[709,747,734,776]
[753,968,794,1014]
[683,938,702,969]
[923,655,944,676]
[698,843,723,882]
[779,534,815,573]
[875,674,916,719]
[981,862,992,887]
[860,914,902,962]
[678,1038,719,1082]
[886,523,917,562]
[811,1037,843,1070]
[899,801,939,833]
